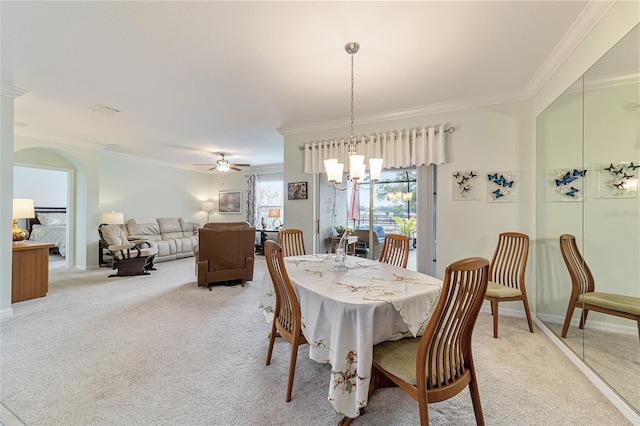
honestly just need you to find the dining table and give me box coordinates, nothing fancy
[259,253,443,421]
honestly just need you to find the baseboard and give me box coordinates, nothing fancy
[534,318,640,425]
[1,402,26,426]
[537,312,637,336]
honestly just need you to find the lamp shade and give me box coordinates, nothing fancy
[202,201,215,212]
[102,211,124,225]
[268,208,281,218]
[369,158,383,181]
[12,198,35,219]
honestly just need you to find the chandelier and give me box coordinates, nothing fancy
[388,191,413,202]
[324,42,383,191]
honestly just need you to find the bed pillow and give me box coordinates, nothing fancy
[37,212,67,226]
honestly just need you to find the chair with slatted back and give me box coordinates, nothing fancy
[264,240,308,402]
[559,234,640,341]
[378,234,410,268]
[368,257,489,426]
[277,229,306,257]
[484,232,533,338]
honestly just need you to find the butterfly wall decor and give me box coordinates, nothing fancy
[452,170,479,200]
[486,170,518,202]
[600,162,639,197]
[551,168,587,200]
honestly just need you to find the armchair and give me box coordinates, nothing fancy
[352,229,383,260]
[98,224,157,277]
[195,222,256,289]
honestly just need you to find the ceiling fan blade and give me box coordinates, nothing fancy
[229,166,242,171]
[194,163,216,166]
[231,163,250,167]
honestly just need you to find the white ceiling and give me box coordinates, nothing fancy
[2,1,610,171]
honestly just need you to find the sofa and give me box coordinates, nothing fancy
[195,222,256,289]
[125,217,199,263]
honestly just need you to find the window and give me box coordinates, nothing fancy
[258,175,284,229]
[348,169,416,235]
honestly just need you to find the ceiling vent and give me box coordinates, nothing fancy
[89,104,120,116]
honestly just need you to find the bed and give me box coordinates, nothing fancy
[27,207,67,257]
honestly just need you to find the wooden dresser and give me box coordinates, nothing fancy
[12,241,55,303]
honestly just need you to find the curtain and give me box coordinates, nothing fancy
[303,125,447,174]
[246,174,260,227]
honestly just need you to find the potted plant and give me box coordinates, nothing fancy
[335,225,346,237]
[392,217,417,249]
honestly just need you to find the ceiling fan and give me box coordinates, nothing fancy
[194,153,250,172]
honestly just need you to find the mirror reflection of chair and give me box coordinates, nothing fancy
[378,234,410,268]
[264,241,308,402]
[485,232,533,338]
[98,224,157,277]
[368,257,489,425]
[559,234,640,342]
[277,228,306,257]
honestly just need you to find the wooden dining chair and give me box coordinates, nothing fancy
[369,257,489,426]
[378,234,410,268]
[485,232,533,338]
[264,240,308,402]
[277,229,306,257]
[559,234,640,341]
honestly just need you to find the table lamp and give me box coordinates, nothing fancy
[268,208,281,229]
[12,198,35,241]
[101,211,124,226]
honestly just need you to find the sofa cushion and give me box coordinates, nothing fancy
[126,219,161,240]
[180,218,199,234]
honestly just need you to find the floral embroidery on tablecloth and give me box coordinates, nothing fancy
[258,303,274,314]
[331,350,367,394]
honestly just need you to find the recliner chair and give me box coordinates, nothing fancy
[195,222,256,289]
[98,224,158,277]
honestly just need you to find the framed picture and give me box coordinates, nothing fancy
[546,167,587,202]
[218,191,242,213]
[451,170,481,200]
[486,170,519,202]
[288,182,308,200]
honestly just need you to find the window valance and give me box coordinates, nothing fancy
[303,126,449,174]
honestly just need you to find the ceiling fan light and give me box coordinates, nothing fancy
[217,164,230,172]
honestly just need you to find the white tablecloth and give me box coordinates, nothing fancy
[259,254,442,419]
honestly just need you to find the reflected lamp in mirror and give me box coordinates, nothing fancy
[268,208,281,229]
[202,201,215,222]
[101,211,124,226]
[12,198,35,241]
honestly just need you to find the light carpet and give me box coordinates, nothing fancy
[0,257,631,425]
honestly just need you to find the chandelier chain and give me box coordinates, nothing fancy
[350,49,355,149]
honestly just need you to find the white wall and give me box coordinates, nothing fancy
[99,153,212,225]
[1,95,15,316]
[14,166,68,207]
[284,98,534,284]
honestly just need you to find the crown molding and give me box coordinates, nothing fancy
[278,89,530,136]
[1,84,28,99]
[525,1,616,97]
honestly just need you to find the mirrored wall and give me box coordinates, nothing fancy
[536,24,639,414]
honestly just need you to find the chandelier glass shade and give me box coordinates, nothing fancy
[388,191,413,202]
[324,42,383,191]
